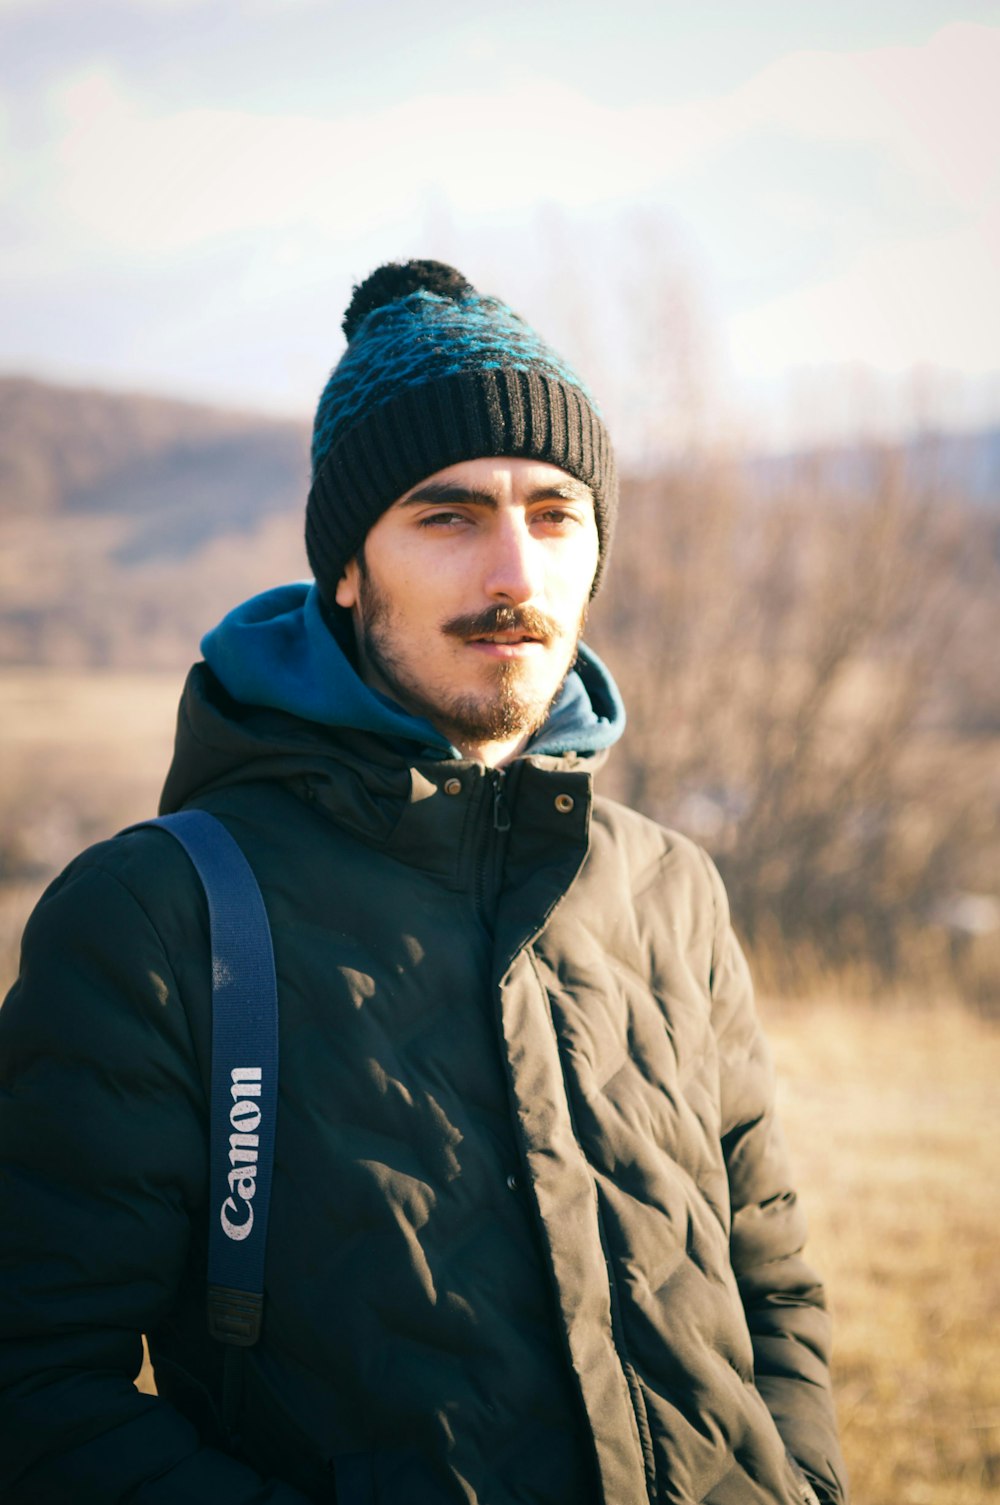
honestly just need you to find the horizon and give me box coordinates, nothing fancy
[4,370,998,484]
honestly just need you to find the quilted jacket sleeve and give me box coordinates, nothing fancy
[700,850,849,1505]
[0,847,314,1505]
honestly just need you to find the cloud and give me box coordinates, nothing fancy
[732,23,998,212]
[36,22,997,258]
[2,19,997,414]
[728,212,1000,376]
[44,71,718,257]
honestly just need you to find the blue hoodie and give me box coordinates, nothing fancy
[202,583,625,761]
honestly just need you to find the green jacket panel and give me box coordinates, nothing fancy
[0,667,847,1505]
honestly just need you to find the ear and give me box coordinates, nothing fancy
[335,557,360,610]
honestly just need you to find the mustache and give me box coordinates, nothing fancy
[442,604,560,645]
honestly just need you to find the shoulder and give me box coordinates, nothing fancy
[3,823,213,1063]
[24,822,209,947]
[546,793,732,985]
[590,793,726,918]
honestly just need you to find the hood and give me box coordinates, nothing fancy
[160,584,624,813]
[201,583,624,760]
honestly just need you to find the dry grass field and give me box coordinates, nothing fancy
[0,667,181,985]
[767,998,1000,1504]
[3,670,998,1502]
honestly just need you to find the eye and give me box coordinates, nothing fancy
[532,506,583,529]
[415,508,472,529]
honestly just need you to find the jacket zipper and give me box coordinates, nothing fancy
[474,769,509,923]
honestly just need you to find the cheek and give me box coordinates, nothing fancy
[383,540,458,597]
[552,534,599,606]
[551,563,596,622]
[372,580,449,644]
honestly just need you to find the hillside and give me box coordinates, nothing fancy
[747,425,1000,508]
[0,375,309,532]
[0,376,310,666]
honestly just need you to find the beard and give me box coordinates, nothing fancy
[353,560,587,748]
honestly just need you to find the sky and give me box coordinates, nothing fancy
[2,0,998,450]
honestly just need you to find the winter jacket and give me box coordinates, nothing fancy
[0,587,847,1505]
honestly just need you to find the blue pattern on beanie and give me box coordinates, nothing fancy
[311,291,598,476]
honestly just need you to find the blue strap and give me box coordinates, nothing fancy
[136,811,278,1346]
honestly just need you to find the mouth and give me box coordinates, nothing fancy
[469,629,543,644]
[444,605,559,656]
[466,631,546,657]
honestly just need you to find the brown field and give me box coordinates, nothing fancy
[3,670,998,1502]
[0,667,181,986]
[768,998,1000,1504]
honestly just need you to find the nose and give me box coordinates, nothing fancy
[483,511,543,605]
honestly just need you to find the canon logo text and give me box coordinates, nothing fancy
[221,1066,262,1241]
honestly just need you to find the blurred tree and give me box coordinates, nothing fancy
[591,443,1000,1002]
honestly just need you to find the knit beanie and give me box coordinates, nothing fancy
[305,260,617,604]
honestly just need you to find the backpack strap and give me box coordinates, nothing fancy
[135,810,278,1347]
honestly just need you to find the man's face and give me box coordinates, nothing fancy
[335,457,600,764]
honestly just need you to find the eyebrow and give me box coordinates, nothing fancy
[398,478,595,510]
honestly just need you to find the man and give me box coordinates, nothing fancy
[0,260,848,1504]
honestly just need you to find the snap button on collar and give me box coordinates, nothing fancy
[554,794,574,814]
[444,778,463,796]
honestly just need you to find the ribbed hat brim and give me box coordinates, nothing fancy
[306,367,617,602]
